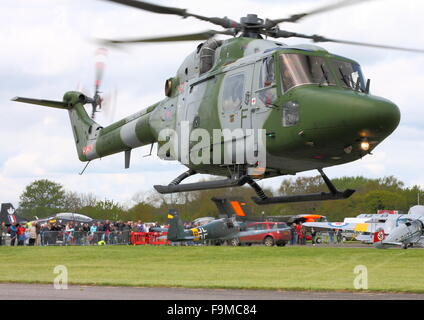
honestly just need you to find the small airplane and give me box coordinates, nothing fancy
[304,205,424,249]
[32,212,94,226]
[167,209,240,245]
[373,206,424,249]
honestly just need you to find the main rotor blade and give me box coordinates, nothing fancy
[265,0,374,27]
[98,30,234,45]
[101,0,240,29]
[271,30,424,54]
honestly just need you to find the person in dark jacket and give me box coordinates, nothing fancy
[0,222,7,246]
[311,228,317,246]
[9,223,18,246]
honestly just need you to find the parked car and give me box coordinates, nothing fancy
[239,222,291,246]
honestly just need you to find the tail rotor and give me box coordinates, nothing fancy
[81,48,108,120]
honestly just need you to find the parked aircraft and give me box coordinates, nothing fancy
[304,205,424,249]
[33,212,94,226]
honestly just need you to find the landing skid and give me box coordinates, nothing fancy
[154,168,355,205]
[252,169,355,205]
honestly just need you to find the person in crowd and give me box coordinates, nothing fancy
[40,224,49,246]
[28,222,37,246]
[49,223,60,245]
[300,223,307,245]
[329,229,335,244]
[295,223,302,244]
[115,220,124,244]
[9,223,17,246]
[336,229,343,244]
[35,223,41,246]
[123,221,132,244]
[74,223,82,245]
[136,220,145,233]
[17,223,26,246]
[64,223,75,245]
[290,223,297,245]
[0,222,6,246]
[90,223,98,244]
[311,227,317,246]
[82,223,90,245]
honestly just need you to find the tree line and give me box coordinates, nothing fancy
[16,175,423,223]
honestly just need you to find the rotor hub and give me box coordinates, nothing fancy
[240,14,263,27]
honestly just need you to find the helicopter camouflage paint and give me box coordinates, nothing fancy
[13,0,411,205]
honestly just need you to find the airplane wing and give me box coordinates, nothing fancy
[303,222,371,233]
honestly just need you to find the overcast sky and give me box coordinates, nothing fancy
[1,0,424,207]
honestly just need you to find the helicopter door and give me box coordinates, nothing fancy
[219,64,254,130]
[218,64,254,164]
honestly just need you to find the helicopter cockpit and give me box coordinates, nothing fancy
[279,53,366,93]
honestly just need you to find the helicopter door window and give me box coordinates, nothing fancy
[257,56,277,106]
[259,56,275,88]
[222,73,244,113]
[279,53,335,92]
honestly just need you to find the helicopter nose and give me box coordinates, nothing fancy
[297,88,400,153]
[346,95,400,139]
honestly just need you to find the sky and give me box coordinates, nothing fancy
[1,0,424,207]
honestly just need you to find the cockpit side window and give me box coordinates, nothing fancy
[222,73,244,113]
[332,60,366,92]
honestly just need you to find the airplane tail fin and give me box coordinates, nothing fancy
[373,229,386,248]
[12,92,100,162]
[211,197,251,220]
[167,209,186,241]
[373,230,386,243]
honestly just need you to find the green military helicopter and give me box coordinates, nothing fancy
[12,0,423,205]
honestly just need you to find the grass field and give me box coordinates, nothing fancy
[0,245,423,293]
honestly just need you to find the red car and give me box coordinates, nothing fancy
[239,222,291,246]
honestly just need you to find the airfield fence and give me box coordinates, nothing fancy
[1,231,170,246]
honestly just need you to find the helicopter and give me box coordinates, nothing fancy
[11,0,423,205]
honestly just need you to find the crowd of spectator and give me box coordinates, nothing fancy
[0,220,162,246]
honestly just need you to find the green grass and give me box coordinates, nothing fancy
[0,245,423,293]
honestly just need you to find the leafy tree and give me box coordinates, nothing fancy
[79,199,124,221]
[363,190,407,213]
[19,179,66,219]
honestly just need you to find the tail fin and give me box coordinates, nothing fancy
[167,209,187,241]
[211,197,251,220]
[373,230,385,243]
[12,92,101,162]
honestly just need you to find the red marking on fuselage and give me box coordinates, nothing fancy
[83,144,93,155]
